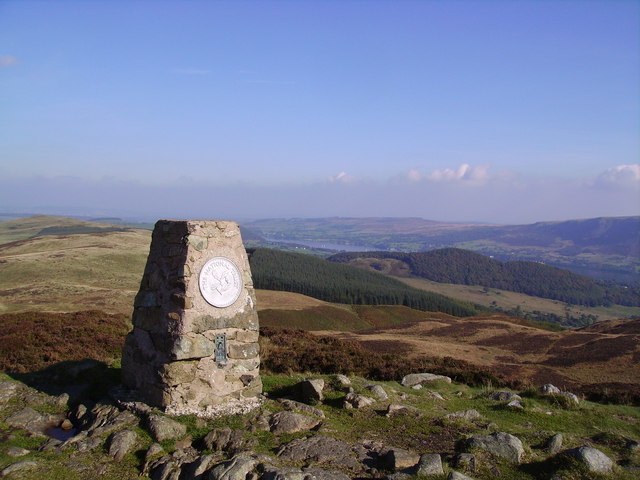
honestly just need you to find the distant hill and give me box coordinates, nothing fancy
[248,248,479,317]
[243,216,639,282]
[329,248,639,307]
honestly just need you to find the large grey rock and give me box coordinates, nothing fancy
[6,407,63,436]
[269,411,322,434]
[80,403,138,437]
[385,448,419,471]
[489,391,521,402]
[416,453,444,476]
[545,433,563,454]
[366,385,389,401]
[207,454,258,480]
[466,432,524,463]
[444,409,482,421]
[565,446,613,473]
[183,454,218,480]
[448,472,476,480]
[343,392,375,409]
[299,379,325,404]
[1,460,38,476]
[108,429,138,461]
[148,414,188,441]
[302,467,351,480]
[540,384,561,395]
[277,435,359,469]
[280,399,325,418]
[202,427,245,453]
[334,374,351,387]
[386,404,419,417]
[401,373,451,387]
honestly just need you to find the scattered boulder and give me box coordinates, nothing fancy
[448,471,476,480]
[466,432,525,463]
[560,392,580,405]
[565,446,614,474]
[1,460,38,476]
[343,392,375,409]
[6,407,63,436]
[148,414,187,441]
[334,374,351,387]
[6,446,30,457]
[489,391,522,402]
[299,379,325,404]
[365,385,389,401]
[444,409,482,421]
[415,453,444,476]
[277,435,360,469]
[386,404,419,417]
[279,399,325,418]
[541,384,561,395]
[208,454,259,480]
[384,448,419,471]
[545,433,563,455]
[108,429,138,461]
[268,411,321,435]
[401,373,451,387]
[506,400,523,409]
[80,403,138,437]
[202,427,246,453]
[182,453,218,480]
[425,391,445,401]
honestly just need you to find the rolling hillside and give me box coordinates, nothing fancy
[244,216,639,282]
[328,248,639,307]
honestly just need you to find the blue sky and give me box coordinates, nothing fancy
[0,0,638,223]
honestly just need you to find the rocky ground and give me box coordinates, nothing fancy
[0,368,639,480]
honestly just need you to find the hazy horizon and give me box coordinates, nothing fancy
[1,1,638,224]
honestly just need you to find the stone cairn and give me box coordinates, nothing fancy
[121,220,262,416]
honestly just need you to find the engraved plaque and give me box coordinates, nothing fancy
[215,334,227,362]
[199,257,243,308]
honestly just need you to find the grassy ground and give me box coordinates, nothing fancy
[1,369,639,480]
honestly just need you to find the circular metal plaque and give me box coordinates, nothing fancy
[199,257,243,308]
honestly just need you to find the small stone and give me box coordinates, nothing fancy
[343,392,375,409]
[60,418,74,430]
[416,453,444,475]
[540,384,561,395]
[334,374,351,386]
[425,391,445,400]
[268,411,322,434]
[108,429,138,461]
[506,400,523,409]
[1,460,38,476]
[466,432,525,463]
[411,385,423,390]
[448,471,476,480]
[489,391,522,402]
[385,448,420,471]
[565,446,613,474]
[444,409,482,421]
[148,414,188,441]
[560,392,579,405]
[401,373,451,387]
[366,385,389,401]
[299,379,324,404]
[545,433,563,454]
[279,399,325,418]
[386,404,419,417]
[5,446,30,457]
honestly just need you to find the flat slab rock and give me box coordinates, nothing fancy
[277,435,361,470]
[269,411,322,434]
[401,373,452,387]
[466,432,524,463]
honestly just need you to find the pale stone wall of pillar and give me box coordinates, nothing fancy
[121,220,261,415]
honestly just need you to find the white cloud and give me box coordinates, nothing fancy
[0,56,17,67]
[594,164,640,188]
[406,164,491,185]
[328,171,356,184]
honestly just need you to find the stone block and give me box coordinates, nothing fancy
[161,361,198,387]
[228,343,259,360]
[236,330,259,343]
[171,334,215,360]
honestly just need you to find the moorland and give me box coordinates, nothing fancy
[0,215,639,479]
